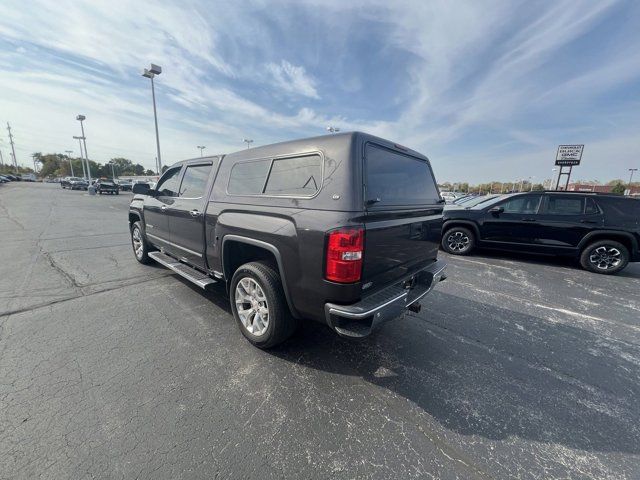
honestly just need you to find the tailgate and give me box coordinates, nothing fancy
[361,142,443,290]
[362,209,442,288]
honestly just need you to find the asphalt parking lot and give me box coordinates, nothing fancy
[1,182,639,479]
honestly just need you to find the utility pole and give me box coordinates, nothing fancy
[7,123,18,174]
[64,150,74,176]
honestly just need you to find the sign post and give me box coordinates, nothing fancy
[554,145,584,190]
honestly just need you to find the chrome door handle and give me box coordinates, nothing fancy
[189,209,201,217]
[161,205,167,212]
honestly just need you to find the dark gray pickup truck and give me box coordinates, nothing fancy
[129,132,446,348]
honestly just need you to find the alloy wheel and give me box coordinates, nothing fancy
[447,231,470,252]
[235,277,270,336]
[589,246,622,271]
[132,226,144,259]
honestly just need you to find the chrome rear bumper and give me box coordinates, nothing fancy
[324,260,447,338]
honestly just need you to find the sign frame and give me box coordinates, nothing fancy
[555,144,584,166]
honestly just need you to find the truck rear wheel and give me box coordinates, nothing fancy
[230,261,297,348]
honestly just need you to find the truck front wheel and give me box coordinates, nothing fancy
[131,221,152,264]
[230,261,297,348]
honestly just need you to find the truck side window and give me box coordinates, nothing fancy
[228,159,271,195]
[179,165,212,198]
[156,167,181,197]
[263,155,322,196]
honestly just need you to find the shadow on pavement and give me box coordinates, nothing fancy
[267,290,640,456]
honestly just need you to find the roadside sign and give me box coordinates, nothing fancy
[555,145,584,166]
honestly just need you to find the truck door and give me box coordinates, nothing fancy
[144,165,182,249]
[167,160,217,268]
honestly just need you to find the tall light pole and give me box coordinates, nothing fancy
[142,64,163,171]
[197,145,206,157]
[326,126,340,133]
[73,136,87,180]
[7,122,18,174]
[64,150,75,176]
[76,115,92,184]
[529,176,535,191]
[243,138,253,149]
[629,168,638,191]
[109,160,116,179]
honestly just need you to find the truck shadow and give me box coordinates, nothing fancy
[268,290,640,456]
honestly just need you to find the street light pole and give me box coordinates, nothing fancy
[64,150,74,176]
[110,161,116,180]
[197,145,206,157]
[76,115,91,184]
[73,136,87,180]
[142,64,163,171]
[629,168,638,191]
[7,122,18,174]
[326,126,340,133]
[243,138,253,149]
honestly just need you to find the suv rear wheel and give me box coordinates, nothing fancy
[580,240,629,275]
[230,261,297,348]
[441,226,475,255]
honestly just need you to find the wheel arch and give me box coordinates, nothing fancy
[221,235,299,318]
[578,230,637,255]
[442,219,481,240]
[128,210,142,227]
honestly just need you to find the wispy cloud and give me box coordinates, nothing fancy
[266,60,320,99]
[0,0,638,181]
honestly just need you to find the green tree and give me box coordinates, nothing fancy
[611,182,626,195]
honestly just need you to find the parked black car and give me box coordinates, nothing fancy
[95,179,119,195]
[61,176,87,189]
[441,191,640,274]
[118,180,133,191]
[129,132,447,348]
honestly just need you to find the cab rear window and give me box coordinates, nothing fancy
[365,144,439,207]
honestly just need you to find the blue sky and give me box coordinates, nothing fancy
[0,0,639,184]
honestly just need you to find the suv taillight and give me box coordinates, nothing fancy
[325,228,364,283]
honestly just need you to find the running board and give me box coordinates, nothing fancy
[148,251,217,289]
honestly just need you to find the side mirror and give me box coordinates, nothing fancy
[489,206,504,214]
[132,183,151,195]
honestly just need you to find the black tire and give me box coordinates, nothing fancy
[116,191,119,195]
[230,261,297,348]
[130,221,152,264]
[580,240,629,275]
[441,226,476,255]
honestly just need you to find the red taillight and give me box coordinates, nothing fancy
[325,228,364,283]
